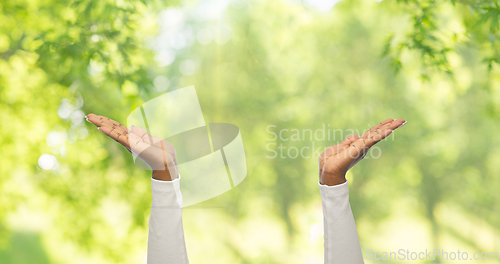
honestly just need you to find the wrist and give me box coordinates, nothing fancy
[152,170,172,181]
[320,173,347,186]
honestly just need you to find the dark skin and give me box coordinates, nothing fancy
[319,118,407,186]
[86,113,406,185]
[85,113,174,181]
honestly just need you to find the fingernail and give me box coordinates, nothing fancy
[387,130,394,136]
[397,121,408,128]
[97,127,101,131]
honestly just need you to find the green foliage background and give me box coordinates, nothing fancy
[1,0,500,263]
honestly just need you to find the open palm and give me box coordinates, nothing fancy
[319,118,407,186]
[86,113,178,181]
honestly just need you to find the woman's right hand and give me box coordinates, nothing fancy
[318,118,407,186]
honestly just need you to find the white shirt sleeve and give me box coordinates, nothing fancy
[147,177,189,264]
[319,180,364,264]
[147,177,363,264]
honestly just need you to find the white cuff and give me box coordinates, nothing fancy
[151,175,183,208]
[318,180,349,197]
[151,175,181,192]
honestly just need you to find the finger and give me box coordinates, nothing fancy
[104,117,129,135]
[88,115,129,136]
[86,113,105,127]
[397,120,408,128]
[360,129,393,149]
[361,118,407,140]
[380,119,406,131]
[320,134,359,160]
[345,128,390,159]
[98,126,130,148]
[98,126,130,149]
[86,114,124,129]
[339,134,360,146]
[361,119,394,139]
[372,118,394,130]
[336,134,360,152]
[343,140,366,160]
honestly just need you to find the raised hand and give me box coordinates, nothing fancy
[318,118,407,186]
[86,113,178,181]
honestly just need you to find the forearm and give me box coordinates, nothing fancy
[320,181,364,264]
[148,177,189,264]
